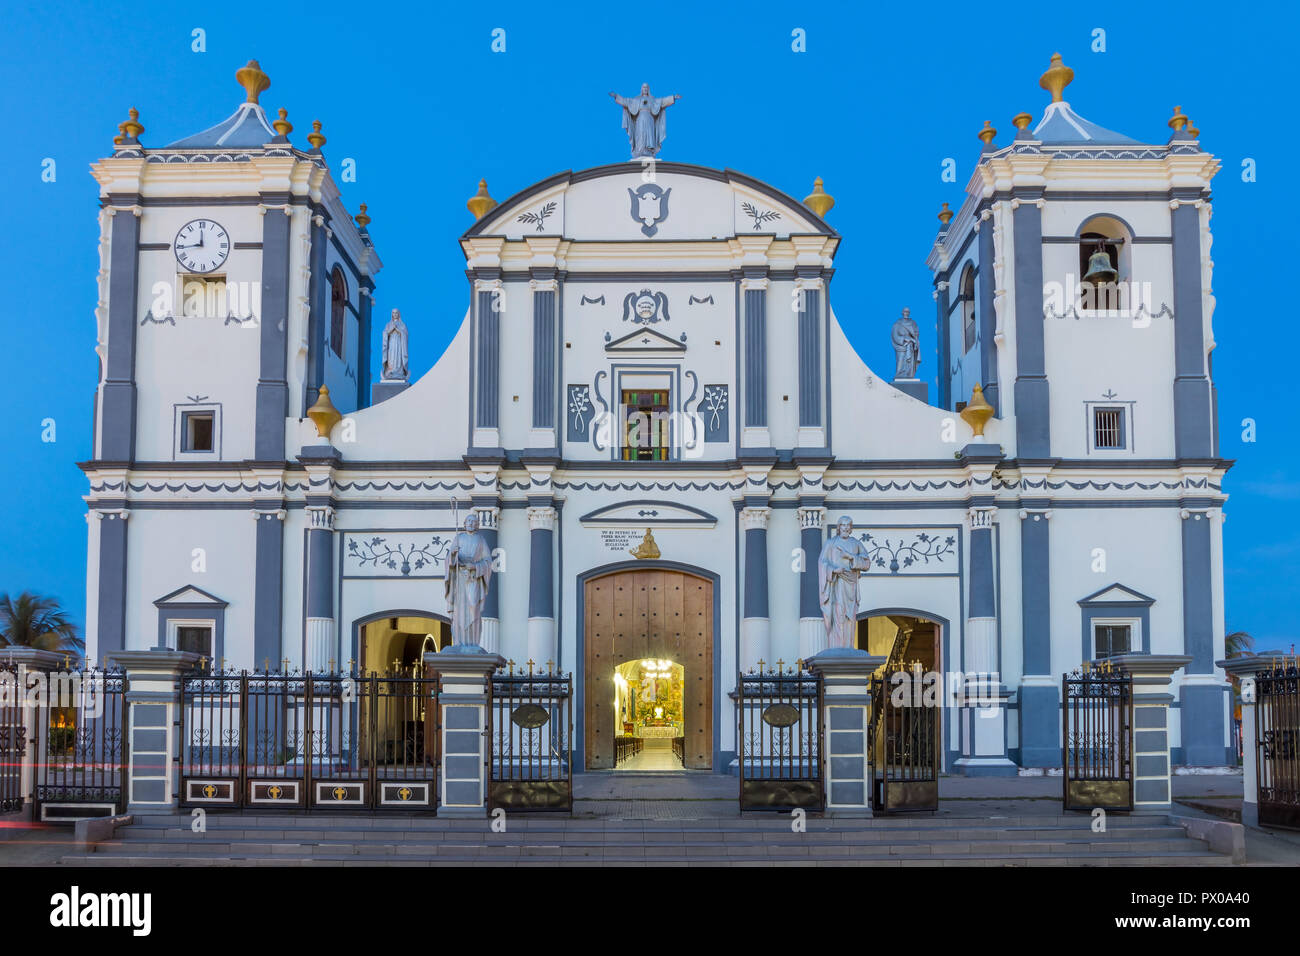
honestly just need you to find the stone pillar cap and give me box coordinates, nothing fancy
[0,647,70,670]
[1218,651,1295,679]
[422,647,506,675]
[108,648,201,672]
[807,647,887,676]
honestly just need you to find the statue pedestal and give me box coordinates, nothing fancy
[424,647,504,817]
[372,380,410,404]
[892,378,928,403]
[807,648,886,816]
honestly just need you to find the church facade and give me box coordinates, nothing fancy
[81,57,1231,773]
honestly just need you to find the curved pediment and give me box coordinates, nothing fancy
[463,163,835,243]
[579,499,717,527]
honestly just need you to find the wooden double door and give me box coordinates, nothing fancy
[584,569,713,769]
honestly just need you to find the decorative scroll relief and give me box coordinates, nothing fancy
[850,527,960,576]
[343,531,453,578]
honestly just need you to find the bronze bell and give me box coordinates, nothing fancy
[1083,245,1117,284]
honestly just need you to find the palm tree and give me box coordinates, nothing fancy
[1225,630,1254,658]
[0,592,83,654]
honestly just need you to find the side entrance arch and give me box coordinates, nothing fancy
[580,564,715,770]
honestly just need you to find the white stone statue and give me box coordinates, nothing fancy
[818,516,872,649]
[891,307,920,380]
[444,513,493,647]
[381,308,408,382]
[609,84,682,158]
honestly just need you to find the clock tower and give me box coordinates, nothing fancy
[84,60,380,658]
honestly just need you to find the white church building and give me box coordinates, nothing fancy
[81,56,1231,774]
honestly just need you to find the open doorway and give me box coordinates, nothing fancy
[612,657,685,770]
[359,614,451,676]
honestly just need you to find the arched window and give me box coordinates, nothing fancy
[329,267,347,358]
[1076,215,1132,286]
[960,266,976,354]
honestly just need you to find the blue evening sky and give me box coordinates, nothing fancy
[1,1,1295,648]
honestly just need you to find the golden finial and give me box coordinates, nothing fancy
[263,657,271,672]
[1039,53,1073,103]
[629,528,661,560]
[1168,105,1188,132]
[236,59,271,104]
[306,385,342,438]
[1012,112,1033,131]
[527,659,536,674]
[307,120,326,149]
[467,179,498,220]
[119,108,144,142]
[113,123,125,146]
[546,660,555,674]
[355,204,371,229]
[803,177,835,218]
[977,120,997,145]
[199,655,209,671]
[272,108,292,137]
[959,383,995,437]
[937,202,954,225]
[757,659,767,674]
[1186,118,1200,138]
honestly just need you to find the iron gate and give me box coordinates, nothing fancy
[1063,665,1134,811]
[489,663,573,812]
[1256,659,1299,830]
[737,663,824,811]
[35,664,128,821]
[180,667,439,811]
[871,664,939,812]
[0,662,27,813]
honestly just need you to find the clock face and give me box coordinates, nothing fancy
[173,219,230,274]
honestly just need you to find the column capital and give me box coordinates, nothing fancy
[797,506,826,530]
[529,277,558,293]
[473,506,500,531]
[966,506,997,530]
[1017,508,1052,521]
[527,506,557,531]
[740,506,771,531]
[253,508,288,521]
[306,505,335,530]
[740,276,770,291]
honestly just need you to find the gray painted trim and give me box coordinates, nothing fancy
[155,599,226,662]
[968,526,996,619]
[573,560,722,772]
[532,289,557,429]
[528,525,555,619]
[1079,598,1152,659]
[254,514,284,668]
[305,214,328,413]
[743,287,767,428]
[1021,512,1051,675]
[977,216,998,412]
[798,289,821,427]
[1181,513,1214,674]
[255,207,290,461]
[96,516,129,655]
[1012,200,1049,456]
[1171,202,1213,457]
[101,207,141,461]
[935,280,951,409]
[743,526,768,619]
[475,290,499,429]
[357,278,374,410]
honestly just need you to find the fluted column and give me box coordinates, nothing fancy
[526,505,557,666]
[304,504,336,672]
[474,505,500,655]
[798,505,826,661]
[740,506,771,669]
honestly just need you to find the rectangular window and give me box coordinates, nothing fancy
[168,621,215,658]
[182,412,215,452]
[621,389,671,461]
[1093,407,1124,449]
[1094,623,1132,659]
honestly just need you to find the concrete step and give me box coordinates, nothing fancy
[61,850,1234,867]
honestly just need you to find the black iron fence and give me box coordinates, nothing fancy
[0,662,27,814]
[737,662,824,811]
[871,664,939,813]
[1256,659,1299,830]
[1062,664,1134,811]
[35,665,128,821]
[488,662,572,812]
[180,666,439,811]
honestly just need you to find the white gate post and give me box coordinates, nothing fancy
[807,647,886,816]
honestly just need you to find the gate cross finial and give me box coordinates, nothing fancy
[282,657,291,674]
[756,658,767,674]
[263,657,271,673]
[199,655,209,671]
[527,659,536,675]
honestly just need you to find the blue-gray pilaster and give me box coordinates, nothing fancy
[357,278,374,409]
[475,504,500,620]
[969,523,996,619]
[1019,509,1058,766]
[528,518,554,619]
[799,518,823,619]
[101,205,141,461]
[1012,195,1050,457]
[256,206,291,460]
[305,210,328,413]
[306,522,333,619]
[531,289,557,429]
[744,285,767,427]
[253,510,284,666]
[935,280,951,410]
[1171,194,1214,458]
[475,290,499,429]
[978,215,999,412]
[1180,512,1223,764]
[744,525,769,620]
[96,515,129,655]
[798,288,821,427]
